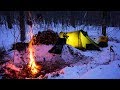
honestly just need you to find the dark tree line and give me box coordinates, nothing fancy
[0,11,119,41]
[0,11,120,27]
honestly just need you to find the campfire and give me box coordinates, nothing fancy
[0,27,68,79]
[0,26,43,79]
[27,26,42,76]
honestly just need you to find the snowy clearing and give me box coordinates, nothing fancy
[0,25,120,79]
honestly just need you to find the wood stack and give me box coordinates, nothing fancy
[32,30,59,45]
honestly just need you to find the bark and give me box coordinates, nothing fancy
[19,11,26,42]
[6,12,13,29]
[102,11,107,36]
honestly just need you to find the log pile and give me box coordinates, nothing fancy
[32,30,59,45]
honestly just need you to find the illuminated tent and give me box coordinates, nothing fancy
[59,30,100,50]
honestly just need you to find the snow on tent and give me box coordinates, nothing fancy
[59,30,100,51]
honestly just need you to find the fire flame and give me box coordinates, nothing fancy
[28,26,41,75]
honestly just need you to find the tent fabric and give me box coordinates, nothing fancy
[59,30,100,50]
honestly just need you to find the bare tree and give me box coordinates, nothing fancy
[6,12,13,29]
[102,11,107,36]
[19,11,26,42]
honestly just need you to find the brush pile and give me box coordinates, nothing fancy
[33,29,59,45]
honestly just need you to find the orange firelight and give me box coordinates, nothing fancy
[28,26,41,75]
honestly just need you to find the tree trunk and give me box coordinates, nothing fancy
[6,12,13,29]
[70,12,76,28]
[102,11,107,36]
[19,11,26,42]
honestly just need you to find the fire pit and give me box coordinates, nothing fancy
[0,27,84,79]
[1,57,67,79]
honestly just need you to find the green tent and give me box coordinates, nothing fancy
[59,30,100,50]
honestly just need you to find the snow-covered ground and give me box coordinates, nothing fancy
[80,60,120,79]
[45,40,120,79]
[0,24,120,79]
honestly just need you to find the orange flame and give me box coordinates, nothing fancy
[28,26,41,75]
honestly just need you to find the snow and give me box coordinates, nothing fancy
[34,45,55,62]
[80,60,120,79]
[47,65,87,79]
[61,45,83,64]
[10,44,63,65]
[107,27,120,42]
[1,24,120,79]
[45,25,120,79]
[0,25,20,50]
